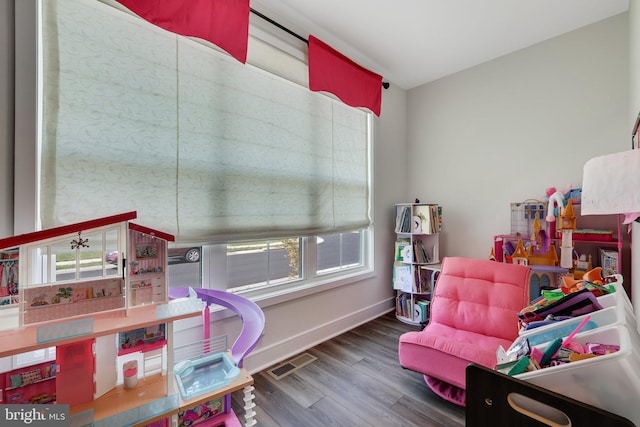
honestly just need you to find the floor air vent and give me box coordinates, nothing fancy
[267,352,317,380]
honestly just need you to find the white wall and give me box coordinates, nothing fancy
[407,13,629,261]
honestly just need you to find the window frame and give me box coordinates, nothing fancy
[181,227,374,304]
[15,0,375,310]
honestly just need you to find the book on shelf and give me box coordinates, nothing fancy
[396,293,409,318]
[414,266,432,293]
[394,239,411,262]
[395,205,412,233]
[412,240,431,264]
[415,299,430,323]
[414,204,440,234]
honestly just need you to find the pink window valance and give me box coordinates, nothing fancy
[116,0,250,63]
[308,35,382,116]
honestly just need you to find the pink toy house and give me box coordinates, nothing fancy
[0,212,260,427]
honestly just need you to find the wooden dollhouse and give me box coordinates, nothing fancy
[0,212,261,427]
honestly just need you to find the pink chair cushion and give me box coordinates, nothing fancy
[399,323,515,388]
[430,257,530,341]
[398,257,530,398]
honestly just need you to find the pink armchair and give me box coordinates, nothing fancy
[398,257,530,406]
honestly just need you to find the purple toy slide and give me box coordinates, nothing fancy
[169,288,265,368]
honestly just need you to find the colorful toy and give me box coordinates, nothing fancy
[572,253,592,279]
[527,217,559,266]
[170,288,265,426]
[562,314,591,349]
[178,398,223,427]
[511,239,529,266]
[540,337,563,366]
[558,198,577,268]
[506,219,560,268]
[544,185,571,222]
[582,266,605,285]
[530,217,550,255]
[488,247,497,261]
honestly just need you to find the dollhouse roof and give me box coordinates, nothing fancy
[0,211,174,250]
[512,239,528,261]
[559,198,577,231]
[128,222,175,242]
[563,198,576,218]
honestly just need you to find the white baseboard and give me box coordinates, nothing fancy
[243,298,395,374]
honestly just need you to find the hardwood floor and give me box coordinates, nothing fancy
[231,311,465,426]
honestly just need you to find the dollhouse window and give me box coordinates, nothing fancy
[26,228,121,286]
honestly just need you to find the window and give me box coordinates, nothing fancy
[168,231,369,295]
[317,231,363,274]
[21,0,373,299]
[227,239,302,292]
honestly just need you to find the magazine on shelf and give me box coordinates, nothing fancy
[393,263,412,292]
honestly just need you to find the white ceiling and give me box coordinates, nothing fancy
[251,0,630,90]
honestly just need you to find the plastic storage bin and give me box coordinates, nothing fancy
[520,303,634,347]
[515,325,640,424]
[597,275,633,315]
[518,275,637,347]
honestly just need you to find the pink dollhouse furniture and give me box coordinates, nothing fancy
[398,257,530,406]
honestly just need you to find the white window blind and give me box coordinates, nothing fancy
[40,0,371,243]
